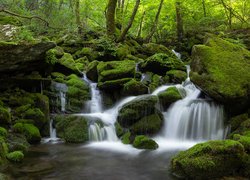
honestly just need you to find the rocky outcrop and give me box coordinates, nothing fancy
[0,41,56,75]
[190,35,250,115]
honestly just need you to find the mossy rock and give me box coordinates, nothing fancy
[0,127,7,137]
[0,107,11,124]
[0,137,8,165]
[166,70,187,84]
[0,173,11,180]
[13,123,41,144]
[130,112,163,135]
[171,140,246,179]
[121,131,131,144]
[97,60,136,82]
[233,134,250,152]
[116,44,131,60]
[6,151,24,163]
[229,119,250,138]
[22,108,46,130]
[55,115,89,143]
[139,43,173,57]
[86,60,99,82]
[148,74,164,92]
[117,95,159,128]
[0,15,22,26]
[122,79,148,96]
[230,113,249,132]
[190,34,250,115]
[115,122,124,137]
[6,133,29,153]
[51,72,67,83]
[57,53,81,75]
[140,53,186,75]
[158,87,182,110]
[133,135,158,150]
[73,47,98,61]
[98,78,132,90]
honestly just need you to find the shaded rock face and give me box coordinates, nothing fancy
[117,95,164,135]
[0,41,56,76]
[190,35,250,115]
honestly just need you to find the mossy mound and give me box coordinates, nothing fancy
[140,53,186,75]
[133,135,158,150]
[229,113,249,132]
[55,115,89,143]
[0,15,22,26]
[97,60,135,82]
[0,127,7,137]
[166,70,187,84]
[190,34,250,115]
[13,123,41,144]
[0,137,8,165]
[0,106,11,125]
[6,151,24,163]
[130,112,163,135]
[6,133,29,153]
[171,140,246,179]
[158,87,182,110]
[121,132,131,144]
[65,74,90,113]
[229,119,250,138]
[117,95,158,127]
[122,79,148,96]
[139,43,173,57]
[86,60,99,82]
[73,47,98,61]
[233,134,250,152]
[57,53,81,75]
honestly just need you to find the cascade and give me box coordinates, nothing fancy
[43,119,60,143]
[172,49,181,59]
[80,64,227,146]
[83,74,102,113]
[51,82,67,112]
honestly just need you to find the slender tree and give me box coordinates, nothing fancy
[117,0,140,42]
[176,1,184,42]
[106,0,118,37]
[202,0,207,17]
[144,0,164,43]
[137,11,145,38]
[75,0,82,34]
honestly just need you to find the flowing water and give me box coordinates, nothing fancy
[6,65,228,179]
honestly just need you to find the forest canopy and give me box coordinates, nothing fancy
[0,0,249,44]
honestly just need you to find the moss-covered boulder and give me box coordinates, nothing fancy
[229,113,249,132]
[190,35,250,115]
[229,119,250,138]
[0,106,11,125]
[139,43,173,57]
[86,60,99,82]
[97,60,136,90]
[233,134,250,152]
[66,74,90,113]
[140,53,186,76]
[158,87,182,110]
[0,137,8,165]
[121,132,132,144]
[166,70,187,84]
[6,151,24,163]
[57,53,82,75]
[117,95,159,127]
[122,79,148,96]
[13,123,41,144]
[130,112,163,135]
[73,47,98,61]
[0,127,7,137]
[171,140,246,179]
[133,135,158,150]
[55,115,89,143]
[6,133,29,153]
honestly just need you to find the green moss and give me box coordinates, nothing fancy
[98,78,132,90]
[6,151,24,163]
[59,53,81,74]
[122,79,148,96]
[141,53,186,75]
[97,60,136,82]
[233,134,250,152]
[0,41,18,46]
[13,123,41,144]
[230,114,248,132]
[121,132,131,144]
[0,127,7,137]
[230,119,250,138]
[6,133,29,152]
[116,44,131,60]
[0,137,8,165]
[22,108,46,129]
[115,122,124,137]
[74,47,98,61]
[0,15,22,26]
[56,115,88,143]
[0,107,11,124]
[51,72,66,83]
[158,87,182,109]
[166,70,187,83]
[171,140,245,179]
[130,113,163,135]
[133,135,158,150]
[149,74,163,92]
[190,35,250,109]
[45,49,58,65]
[117,95,159,127]
[141,43,174,57]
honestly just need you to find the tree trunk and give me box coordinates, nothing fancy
[106,0,118,37]
[117,0,140,42]
[137,11,145,38]
[202,0,206,17]
[176,1,184,43]
[144,0,164,43]
[75,0,82,34]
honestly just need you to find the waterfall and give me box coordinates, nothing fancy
[172,49,181,59]
[43,119,60,143]
[51,82,67,113]
[83,74,102,113]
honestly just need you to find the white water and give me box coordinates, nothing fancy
[43,119,60,143]
[51,82,67,112]
[77,65,227,151]
[172,49,181,59]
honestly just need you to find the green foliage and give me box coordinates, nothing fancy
[0,107,11,124]
[121,132,131,144]
[6,151,24,163]
[0,127,8,137]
